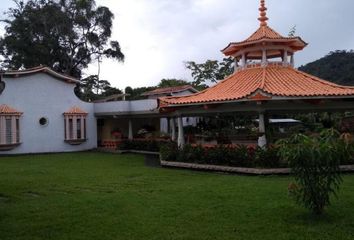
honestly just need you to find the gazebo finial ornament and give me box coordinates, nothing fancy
[258,0,268,27]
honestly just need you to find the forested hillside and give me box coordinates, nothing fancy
[299,50,354,86]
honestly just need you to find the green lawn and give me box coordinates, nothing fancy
[0,152,354,240]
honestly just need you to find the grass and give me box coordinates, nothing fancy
[0,152,354,240]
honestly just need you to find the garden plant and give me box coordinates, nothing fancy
[277,129,353,215]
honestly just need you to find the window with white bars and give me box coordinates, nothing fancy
[64,115,87,141]
[0,116,21,145]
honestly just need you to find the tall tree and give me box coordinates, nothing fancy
[185,57,234,86]
[75,75,122,102]
[157,78,190,88]
[0,0,124,78]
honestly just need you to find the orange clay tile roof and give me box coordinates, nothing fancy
[3,65,79,84]
[222,25,307,56]
[64,107,88,115]
[160,64,354,106]
[141,85,198,96]
[0,104,23,115]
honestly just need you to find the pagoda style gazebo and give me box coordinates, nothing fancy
[159,0,354,148]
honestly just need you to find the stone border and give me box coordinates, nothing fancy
[116,150,160,155]
[161,161,354,175]
[97,148,354,175]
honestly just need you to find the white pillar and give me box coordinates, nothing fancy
[258,112,267,148]
[80,116,85,139]
[290,54,295,67]
[72,116,77,140]
[11,117,16,144]
[234,58,239,72]
[65,116,70,140]
[170,118,176,141]
[177,116,185,148]
[0,116,5,144]
[128,119,133,140]
[241,53,246,68]
[262,49,267,66]
[283,51,288,66]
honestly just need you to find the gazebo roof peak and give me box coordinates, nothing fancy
[222,1,307,58]
[258,0,269,27]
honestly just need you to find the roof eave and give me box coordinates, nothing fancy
[3,66,80,84]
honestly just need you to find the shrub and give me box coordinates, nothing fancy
[160,142,178,161]
[118,139,167,152]
[277,129,349,215]
[160,144,284,168]
[254,146,283,168]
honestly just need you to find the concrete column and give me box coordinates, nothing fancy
[80,116,85,139]
[0,116,5,144]
[283,51,288,66]
[65,116,70,140]
[258,112,267,148]
[11,117,16,144]
[241,53,246,68]
[177,116,185,148]
[290,54,295,67]
[234,58,239,72]
[170,118,176,141]
[72,116,77,140]
[128,119,133,140]
[262,49,267,66]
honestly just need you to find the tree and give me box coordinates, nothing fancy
[75,75,122,102]
[0,0,124,78]
[185,57,234,86]
[124,86,156,100]
[157,78,190,88]
[288,25,296,37]
[299,50,354,86]
[277,129,352,215]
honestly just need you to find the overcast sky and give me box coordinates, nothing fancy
[1,0,354,90]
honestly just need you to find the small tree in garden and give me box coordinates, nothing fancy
[277,129,353,215]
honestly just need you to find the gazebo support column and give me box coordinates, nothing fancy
[262,49,267,66]
[290,54,295,67]
[258,112,267,148]
[177,116,185,148]
[128,119,133,140]
[170,118,176,141]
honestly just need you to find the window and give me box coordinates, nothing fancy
[0,105,22,149]
[63,107,88,144]
[39,117,48,126]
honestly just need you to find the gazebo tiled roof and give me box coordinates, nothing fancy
[222,26,307,56]
[160,64,354,106]
[159,0,354,108]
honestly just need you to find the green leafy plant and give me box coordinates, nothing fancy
[118,139,167,152]
[254,146,284,168]
[277,129,350,215]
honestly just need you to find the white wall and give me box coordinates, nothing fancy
[0,73,97,154]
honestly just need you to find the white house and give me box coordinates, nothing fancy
[0,66,201,154]
[0,66,97,154]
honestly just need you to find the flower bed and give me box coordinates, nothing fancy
[160,142,285,168]
[160,141,354,169]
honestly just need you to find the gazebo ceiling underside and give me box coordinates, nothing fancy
[160,65,354,108]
